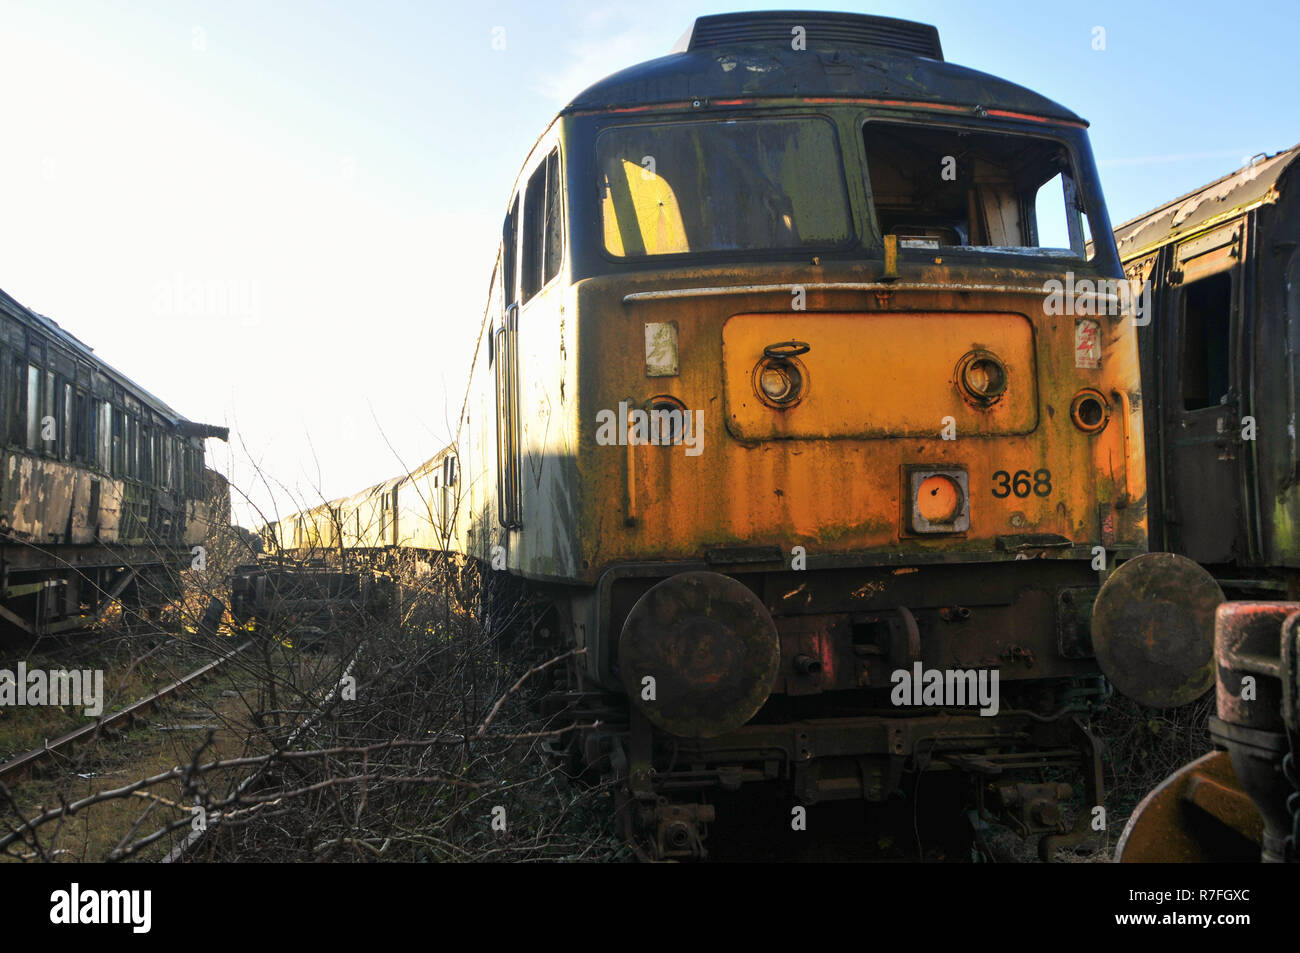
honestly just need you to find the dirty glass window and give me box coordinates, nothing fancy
[96,401,112,473]
[25,363,40,449]
[522,163,544,299]
[522,150,562,302]
[863,122,1093,257]
[598,118,852,257]
[127,416,139,478]
[112,409,124,476]
[73,391,87,462]
[9,357,22,445]
[545,153,563,285]
[43,371,55,454]
[502,194,519,305]
[62,383,72,461]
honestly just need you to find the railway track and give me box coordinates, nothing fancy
[0,639,252,787]
[161,643,363,862]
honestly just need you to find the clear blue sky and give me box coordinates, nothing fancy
[0,0,1294,524]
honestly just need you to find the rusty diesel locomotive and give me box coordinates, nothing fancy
[1101,145,1300,863]
[271,11,1152,859]
[0,287,228,642]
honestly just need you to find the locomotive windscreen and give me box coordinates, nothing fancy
[597,117,852,257]
[863,121,1095,257]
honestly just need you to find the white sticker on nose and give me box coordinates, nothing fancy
[645,321,679,377]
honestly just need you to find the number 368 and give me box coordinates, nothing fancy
[992,469,1052,498]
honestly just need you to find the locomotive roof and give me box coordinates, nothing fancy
[562,11,1083,124]
[1113,142,1300,261]
[0,284,225,437]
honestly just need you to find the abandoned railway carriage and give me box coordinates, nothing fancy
[1115,143,1300,591]
[273,11,1151,858]
[0,287,229,642]
[1103,145,1300,863]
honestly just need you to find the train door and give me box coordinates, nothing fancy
[1161,222,1248,565]
[495,196,523,529]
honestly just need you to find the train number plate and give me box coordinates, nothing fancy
[991,469,1052,498]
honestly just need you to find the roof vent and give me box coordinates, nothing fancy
[673,11,943,60]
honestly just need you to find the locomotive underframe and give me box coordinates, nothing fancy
[552,556,1113,859]
[553,684,1104,861]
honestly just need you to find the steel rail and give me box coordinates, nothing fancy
[0,640,252,785]
[161,643,364,863]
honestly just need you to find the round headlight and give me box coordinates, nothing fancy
[755,358,803,406]
[957,351,1008,404]
[1070,389,1111,433]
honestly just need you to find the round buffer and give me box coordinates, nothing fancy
[1091,552,1225,708]
[619,571,781,738]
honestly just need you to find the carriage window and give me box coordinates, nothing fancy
[112,409,124,476]
[1182,271,1232,411]
[863,122,1092,256]
[43,371,55,454]
[62,383,72,460]
[25,364,40,449]
[96,400,112,471]
[598,118,852,257]
[127,416,138,478]
[10,357,23,445]
[73,391,87,462]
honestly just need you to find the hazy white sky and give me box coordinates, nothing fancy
[1,0,1294,527]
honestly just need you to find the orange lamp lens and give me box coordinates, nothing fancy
[917,475,961,524]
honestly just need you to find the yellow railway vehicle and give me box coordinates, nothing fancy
[271,12,1155,858]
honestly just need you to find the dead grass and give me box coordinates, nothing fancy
[0,662,265,862]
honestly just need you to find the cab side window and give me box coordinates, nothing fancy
[521,149,562,302]
[502,194,519,307]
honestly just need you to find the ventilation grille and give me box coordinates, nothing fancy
[681,12,943,60]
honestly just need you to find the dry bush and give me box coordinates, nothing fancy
[169,550,623,862]
[1090,692,1215,846]
[2,524,622,862]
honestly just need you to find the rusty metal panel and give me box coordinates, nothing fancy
[576,275,1147,574]
[722,310,1038,438]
